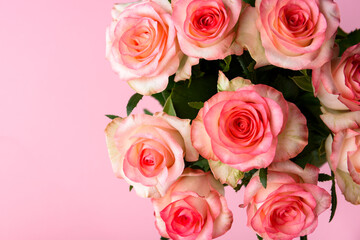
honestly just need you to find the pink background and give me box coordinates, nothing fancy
[1,0,359,239]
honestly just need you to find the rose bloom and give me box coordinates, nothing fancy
[106,0,182,95]
[152,168,233,240]
[191,79,308,172]
[242,161,331,240]
[105,112,198,198]
[171,0,243,60]
[313,43,360,112]
[236,0,340,70]
[325,114,360,204]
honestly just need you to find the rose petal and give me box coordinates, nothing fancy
[274,102,308,162]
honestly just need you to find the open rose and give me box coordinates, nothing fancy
[313,43,360,111]
[106,0,182,95]
[105,113,198,198]
[237,0,340,70]
[171,0,243,60]
[152,168,233,239]
[191,74,308,173]
[325,115,360,204]
[242,161,331,240]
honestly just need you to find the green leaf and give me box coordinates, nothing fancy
[234,169,257,192]
[237,55,251,79]
[185,156,210,172]
[318,138,327,165]
[143,109,153,115]
[318,173,333,182]
[129,185,133,192]
[256,234,263,240]
[329,171,337,222]
[160,237,169,240]
[171,73,218,120]
[105,114,119,120]
[219,55,232,72]
[300,235,308,240]
[291,92,331,168]
[290,75,313,92]
[163,94,177,116]
[259,168,268,189]
[336,27,348,38]
[151,92,166,106]
[336,29,360,55]
[247,61,256,73]
[188,101,204,109]
[126,93,143,116]
[300,69,309,76]
[243,0,255,7]
[151,75,175,106]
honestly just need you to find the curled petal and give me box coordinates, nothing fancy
[274,103,308,162]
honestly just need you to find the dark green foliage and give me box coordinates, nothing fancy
[143,109,153,115]
[163,94,177,116]
[188,101,204,110]
[336,29,360,55]
[105,114,119,119]
[318,173,333,182]
[219,55,232,72]
[259,168,268,189]
[185,156,210,172]
[233,169,258,192]
[329,171,337,222]
[126,93,143,116]
[243,0,255,7]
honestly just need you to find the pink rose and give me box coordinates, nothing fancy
[313,43,360,111]
[106,0,182,95]
[237,0,340,70]
[152,168,233,239]
[105,112,198,198]
[242,161,331,240]
[191,80,308,172]
[325,117,360,204]
[171,0,243,60]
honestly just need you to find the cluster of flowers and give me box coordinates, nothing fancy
[104,0,360,239]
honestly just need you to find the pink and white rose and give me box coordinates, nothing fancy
[152,168,233,239]
[105,112,198,198]
[242,161,331,240]
[237,0,340,70]
[325,114,360,204]
[171,0,243,60]
[313,43,360,111]
[191,74,308,172]
[106,0,182,95]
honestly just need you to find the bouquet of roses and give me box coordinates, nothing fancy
[104,0,360,239]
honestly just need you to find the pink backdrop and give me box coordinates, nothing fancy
[1,0,359,239]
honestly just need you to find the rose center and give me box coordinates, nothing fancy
[121,21,153,54]
[225,108,260,141]
[138,148,164,177]
[185,0,228,41]
[271,203,300,226]
[192,7,221,33]
[170,207,201,236]
[196,10,218,30]
[286,11,306,28]
[142,154,155,166]
[279,4,311,34]
[176,214,190,225]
